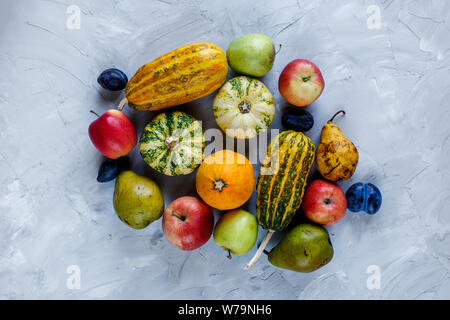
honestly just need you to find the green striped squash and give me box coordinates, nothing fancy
[256,130,315,231]
[212,76,275,139]
[139,111,205,176]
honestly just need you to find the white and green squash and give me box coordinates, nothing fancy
[212,76,276,139]
[139,111,205,176]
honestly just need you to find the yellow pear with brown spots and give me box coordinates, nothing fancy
[316,110,359,181]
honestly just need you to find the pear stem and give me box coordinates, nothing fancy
[117,98,128,111]
[275,44,282,55]
[227,249,232,260]
[244,230,275,270]
[90,110,100,117]
[329,110,346,122]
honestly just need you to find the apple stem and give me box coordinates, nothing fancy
[117,98,128,111]
[90,110,100,117]
[171,210,185,221]
[227,249,232,260]
[275,44,282,55]
[329,110,346,122]
[244,230,275,270]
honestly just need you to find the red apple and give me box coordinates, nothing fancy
[278,59,324,107]
[88,109,137,159]
[162,196,214,251]
[302,180,347,225]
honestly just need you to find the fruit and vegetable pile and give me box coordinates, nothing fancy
[89,34,382,273]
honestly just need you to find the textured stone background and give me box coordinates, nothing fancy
[0,0,449,299]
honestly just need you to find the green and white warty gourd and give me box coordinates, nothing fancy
[212,76,276,139]
[139,111,205,176]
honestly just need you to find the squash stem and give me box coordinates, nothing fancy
[329,109,345,122]
[165,136,179,150]
[244,230,274,270]
[117,98,128,111]
[213,179,227,192]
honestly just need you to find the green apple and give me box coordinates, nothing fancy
[213,209,258,258]
[113,171,164,229]
[226,34,276,77]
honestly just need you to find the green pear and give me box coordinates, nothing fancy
[268,224,333,273]
[213,209,258,258]
[226,34,276,77]
[113,170,164,229]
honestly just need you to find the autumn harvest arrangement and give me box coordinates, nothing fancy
[89,34,382,273]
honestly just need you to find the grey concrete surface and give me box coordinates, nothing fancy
[0,0,449,299]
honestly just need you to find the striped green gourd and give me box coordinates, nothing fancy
[139,111,205,176]
[245,130,315,269]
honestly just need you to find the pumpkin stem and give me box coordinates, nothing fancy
[275,44,282,55]
[165,136,179,150]
[227,249,232,260]
[329,110,346,122]
[90,110,100,117]
[117,98,128,111]
[213,179,227,192]
[244,230,275,270]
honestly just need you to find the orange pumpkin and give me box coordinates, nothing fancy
[196,150,255,210]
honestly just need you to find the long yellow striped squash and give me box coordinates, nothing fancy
[125,42,228,111]
[245,130,315,270]
[257,130,315,231]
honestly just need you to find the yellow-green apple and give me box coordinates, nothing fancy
[278,59,324,107]
[162,196,214,251]
[302,180,347,225]
[213,209,258,258]
[88,109,137,159]
[226,33,276,77]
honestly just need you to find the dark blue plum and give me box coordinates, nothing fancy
[346,182,382,214]
[97,68,128,91]
[365,183,382,214]
[282,109,314,132]
[346,182,365,212]
[97,156,129,183]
